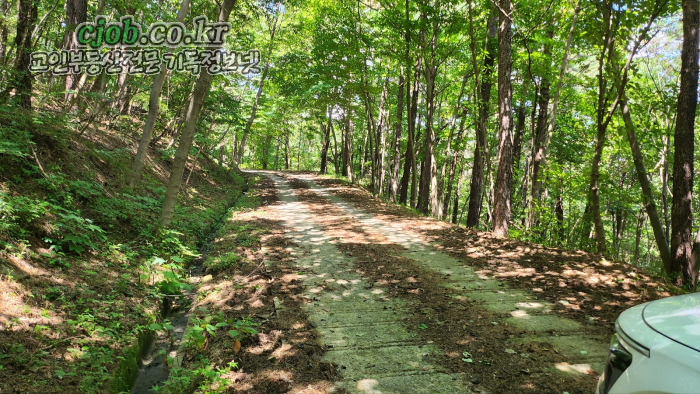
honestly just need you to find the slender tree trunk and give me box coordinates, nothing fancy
[492,0,513,237]
[237,8,279,164]
[319,120,330,174]
[237,63,270,165]
[411,113,421,208]
[331,119,339,174]
[341,118,348,176]
[391,67,404,202]
[618,95,673,271]
[691,227,700,290]
[529,0,581,226]
[443,116,466,219]
[528,29,554,229]
[590,0,616,254]
[159,0,236,226]
[441,67,470,219]
[670,0,699,284]
[466,7,497,227]
[419,23,440,216]
[512,81,528,177]
[377,76,389,195]
[113,52,130,112]
[452,163,465,224]
[590,0,665,254]
[554,182,564,244]
[130,0,191,186]
[661,131,670,240]
[344,115,354,182]
[285,131,291,170]
[633,209,644,264]
[400,58,421,205]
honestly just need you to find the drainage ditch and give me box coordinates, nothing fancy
[112,179,249,394]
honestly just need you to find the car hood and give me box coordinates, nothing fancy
[642,293,700,353]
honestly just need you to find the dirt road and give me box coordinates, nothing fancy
[258,171,607,394]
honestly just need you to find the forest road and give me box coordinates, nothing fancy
[252,171,607,394]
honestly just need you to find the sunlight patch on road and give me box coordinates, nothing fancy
[555,362,593,374]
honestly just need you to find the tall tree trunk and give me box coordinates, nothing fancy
[344,115,354,182]
[319,121,330,174]
[113,53,130,112]
[512,81,528,177]
[670,0,699,284]
[237,63,270,165]
[411,113,421,208]
[466,7,497,227]
[527,29,554,229]
[366,103,375,185]
[159,0,236,226]
[554,182,565,244]
[377,76,389,195]
[0,0,10,64]
[633,209,644,264]
[400,58,421,205]
[391,67,404,202]
[130,0,191,186]
[618,94,673,271]
[63,0,87,102]
[539,0,581,173]
[443,115,466,219]
[452,163,465,224]
[590,0,665,254]
[441,67,470,219]
[492,0,513,237]
[590,0,616,254]
[236,7,280,165]
[285,131,291,170]
[331,119,340,174]
[6,0,36,110]
[419,23,440,216]
[661,131,670,240]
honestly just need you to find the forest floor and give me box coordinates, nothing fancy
[0,110,246,394]
[188,170,677,394]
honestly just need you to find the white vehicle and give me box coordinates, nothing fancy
[597,292,700,393]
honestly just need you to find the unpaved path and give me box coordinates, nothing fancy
[258,171,606,394]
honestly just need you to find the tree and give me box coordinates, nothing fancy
[466,6,497,228]
[235,3,281,166]
[130,0,191,187]
[492,0,513,237]
[4,0,37,110]
[63,0,87,102]
[160,0,238,226]
[670,0,699,284]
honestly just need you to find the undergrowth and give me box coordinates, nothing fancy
[0,105,247,393]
